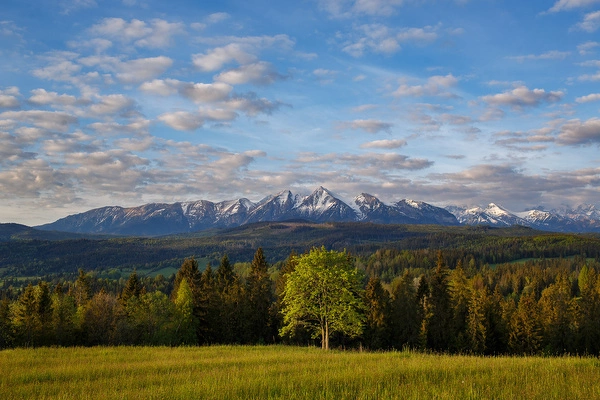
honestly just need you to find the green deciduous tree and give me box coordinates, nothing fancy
[280,247,365,350]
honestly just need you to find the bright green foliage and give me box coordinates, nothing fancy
[174,278,198,345]
[280,247,365,350]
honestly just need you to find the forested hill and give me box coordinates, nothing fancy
[1,221,600,281]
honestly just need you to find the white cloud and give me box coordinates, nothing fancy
[139,79,181,96]
[0,88,20,108]
[337,119,393,133]
[89,18,185,48]
[576,93,600,103]
[206,12,230,24]
[318,0,406,18]
[158,111,204,131]
[0,110,77,132]
[341,23,438,57]
[360,139,407,149]
[507,50,570,62]
[578,41,600,55]
[480,86,564,108]
[192,43,255,72]
[180,82,233,103]
[557,117,600,145]
[88,94,134,116]
[574,10,600,32]
[215,61,284,85]
[548,0,600,12]
[115,56,173,84]
[394,74,458,97]
[28,89,78,106]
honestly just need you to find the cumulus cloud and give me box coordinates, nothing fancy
[88,94,135,116]
[0,87,20,108]
[556,118,600,145]
[394,74,458,98]
[215,61,285,85]
[180,82,233,103]
[115,56,173,84]
[341,23,438,57]
[28,89,78,106]
[574,10,600,32]
[158,111,204,131]
[79,55,173,84]
[480,86,564,109]
[0,110,77,132]
[578,41,600,55]
[192,43,255,72]
[548,0,600,12]
[360,139,407,149]
[337,119,393,133]
[576,93,600,103]
[88,18,185,48]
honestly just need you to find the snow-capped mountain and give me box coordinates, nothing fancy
[36,187,458,236]
[447,203,600,233]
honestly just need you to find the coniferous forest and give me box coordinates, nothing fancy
[2,237,600,355]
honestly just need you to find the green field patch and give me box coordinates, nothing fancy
[2,346,600,399]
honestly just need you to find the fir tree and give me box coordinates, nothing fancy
[246,248,273,343]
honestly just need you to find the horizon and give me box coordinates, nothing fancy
[2,0,600,225]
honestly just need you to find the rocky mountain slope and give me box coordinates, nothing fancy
[37,187,458,236]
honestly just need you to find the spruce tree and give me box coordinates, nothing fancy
[363,276,391,349]
[390,270,420,349]
[246,248,273,343]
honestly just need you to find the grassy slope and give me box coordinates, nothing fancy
[2,346,599,399]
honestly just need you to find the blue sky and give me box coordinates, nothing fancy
[1,0,600,225]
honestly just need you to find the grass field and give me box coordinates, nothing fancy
[2,345,599,399]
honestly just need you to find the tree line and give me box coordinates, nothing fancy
[2,246,600,355]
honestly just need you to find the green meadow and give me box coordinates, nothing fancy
[2,346,599,399]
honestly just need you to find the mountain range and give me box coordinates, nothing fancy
[35,186,600,236]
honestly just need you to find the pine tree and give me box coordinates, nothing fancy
[423,252,453,351]
[10,284,41,347]
[539,274,575,354]
[246,248,273,343]
[363,276,391,349]
[390,270,420,349]
[121,270,144,306]
[509,292,542,355]
[216,254,246,343]
[51,287,77,346]
[449,261,472,352]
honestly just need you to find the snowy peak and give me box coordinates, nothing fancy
[37,187,600,236]
[294,187,357,222]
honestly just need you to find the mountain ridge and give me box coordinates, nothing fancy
[34,187,600,236]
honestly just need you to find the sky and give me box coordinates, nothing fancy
[1,0,600,226]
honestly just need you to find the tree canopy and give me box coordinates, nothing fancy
[280,247,365,350]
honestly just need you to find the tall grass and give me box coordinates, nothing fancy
[2,346,599,399]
